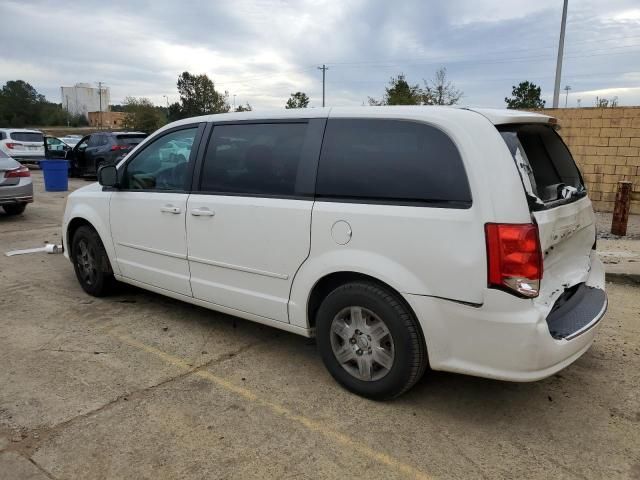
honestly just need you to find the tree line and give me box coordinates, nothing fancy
[0,70,621,133]
[0,80,88,128]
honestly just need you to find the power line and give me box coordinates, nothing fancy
[325,68,640,85]
[322,33,640,68]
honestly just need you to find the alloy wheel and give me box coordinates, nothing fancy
[330,306,395,381]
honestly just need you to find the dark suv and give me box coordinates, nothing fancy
[65,132,147,176]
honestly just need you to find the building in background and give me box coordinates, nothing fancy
[60,83,110,120]
[87,111,126,128]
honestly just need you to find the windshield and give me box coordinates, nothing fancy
[499,124,585,206]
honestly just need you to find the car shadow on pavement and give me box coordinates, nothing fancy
[107,282,602,429]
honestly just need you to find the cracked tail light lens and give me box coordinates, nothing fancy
[485,223,542,298]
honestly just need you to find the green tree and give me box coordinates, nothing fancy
[167,102,182,122]
[38,102,68,126]
[0,80,46,126]
[122,97,166,133]
[423,68,463,105]
[235,103,252,112]
[368,74,422,106]
[505,81,546,109]
[176,71,230,118]
[285,92,309,109]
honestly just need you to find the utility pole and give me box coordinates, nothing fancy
[553,0,568,108]
[233,94,236,110]
[163,95,170,120]
[564,85,572,107]
[98,81,103,129]
[318,64,329,107]
[65,95,70,127]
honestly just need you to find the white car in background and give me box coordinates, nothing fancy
[60,135,82,148]
[0,129,45,164]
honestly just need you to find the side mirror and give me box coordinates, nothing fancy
[97,164,118,187]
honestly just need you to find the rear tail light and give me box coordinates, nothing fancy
[485,223,542,298]
[4,166,31,178]
[110,145,129,151]
[5,143,20,149]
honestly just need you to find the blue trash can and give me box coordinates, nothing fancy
[40,160,69,192]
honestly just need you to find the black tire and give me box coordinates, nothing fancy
[71,226,116,296]
[316,281,428,400]
[2,203,27,215]
[68,163,80,178]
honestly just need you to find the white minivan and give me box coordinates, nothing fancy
[62,107,607,399]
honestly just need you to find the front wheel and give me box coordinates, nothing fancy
[316,282,428,400]
[2,203,27,215]
[71,226,116,296]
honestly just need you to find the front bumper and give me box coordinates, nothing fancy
[404,252,606,382]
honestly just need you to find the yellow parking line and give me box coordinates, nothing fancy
[114,333,433,480]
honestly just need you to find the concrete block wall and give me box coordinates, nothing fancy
[538,107,640,214]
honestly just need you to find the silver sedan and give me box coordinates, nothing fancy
[0,150,33,215]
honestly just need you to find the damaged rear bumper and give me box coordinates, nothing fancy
[546,284,607,340]
[403,251,606,382]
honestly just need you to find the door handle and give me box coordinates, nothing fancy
[190,207,215,217]
[160,205,181,214]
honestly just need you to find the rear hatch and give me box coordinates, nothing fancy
[7,131,44,157]
[499,124,597,311]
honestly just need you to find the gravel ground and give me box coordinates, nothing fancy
[0,172,639,480]
[596,211,640,240]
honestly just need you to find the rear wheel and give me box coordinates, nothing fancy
[71,226,116,296]
[2,203,27,215]
[316,281,428,400]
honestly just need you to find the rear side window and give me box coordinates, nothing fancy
[200,123,309,196]
[316,119,471,207]
[116,134,147,146]
[10,132,43,143]
[499,124,585,205]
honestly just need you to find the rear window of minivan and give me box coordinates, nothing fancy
[499,124,585,206]
[10,132,43,143]
[316,119,472,207]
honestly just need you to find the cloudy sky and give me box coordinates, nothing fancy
[1,0,639,109]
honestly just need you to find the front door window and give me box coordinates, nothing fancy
[122,128,197,191]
